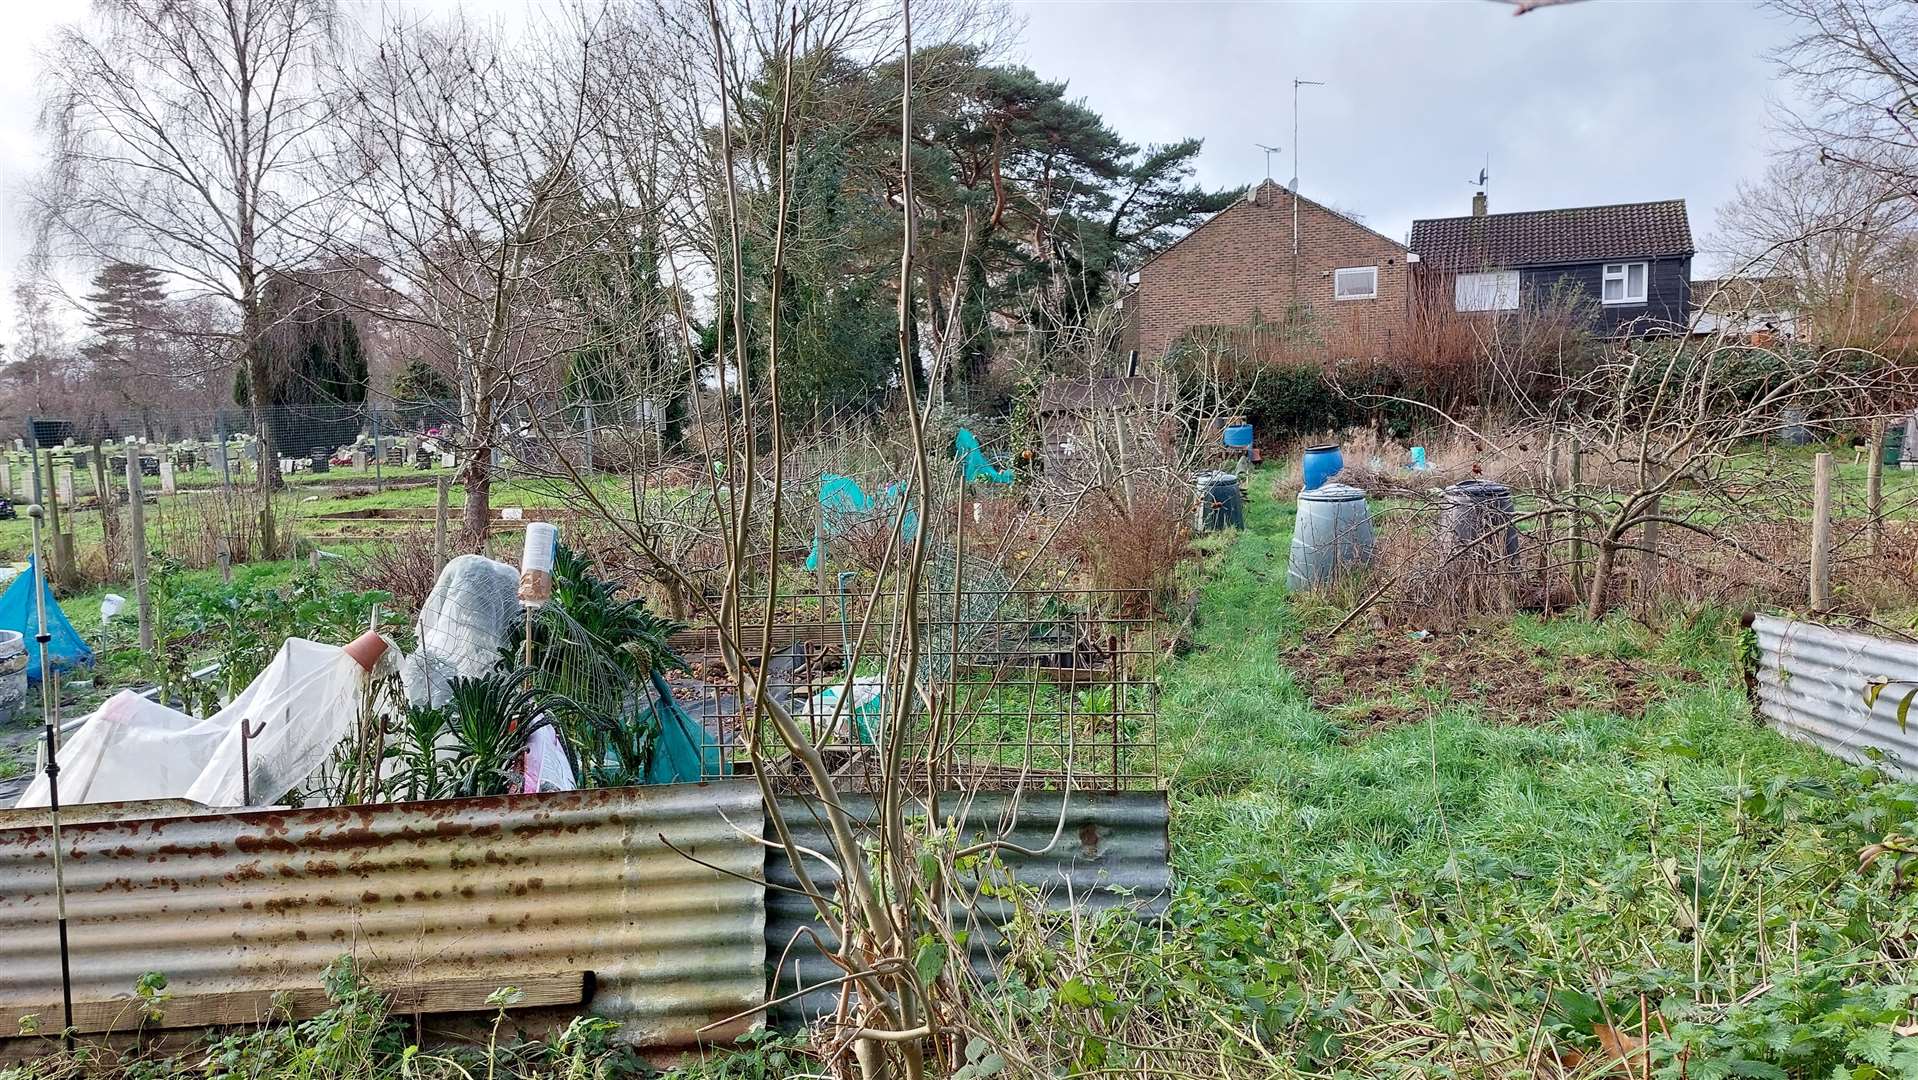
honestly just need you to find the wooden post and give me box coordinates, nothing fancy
[1569,436,1585,601]
[90,439,117,566]
[42,448,67,587]
[434,475,451,571]
[1539,436,1558,608]
[1811,451,1833,612]
[1868,419,1887,557]
[1638,490,1662,611]
[126,451,153,650]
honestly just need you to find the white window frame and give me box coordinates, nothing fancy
[1333,265,1378,300]
[1601,261,1649,306]
[1455,270,1520,312]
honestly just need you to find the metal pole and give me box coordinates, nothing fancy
[371,409,384,494]
[1811,451,1834,611]
[239,720,265,806]
[28,505,76,1049]
[217,412,232,494]
[582,401,595,475]
[1290,78,1323,300]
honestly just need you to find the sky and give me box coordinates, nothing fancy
[0,0,1800,347]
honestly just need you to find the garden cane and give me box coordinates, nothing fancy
[29,504,76,1049]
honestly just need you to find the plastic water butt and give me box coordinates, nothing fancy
[1195,471,1245,532]
[1286,483,1375,591]
[1301,444,1343,491]
[1222,423,1255,450]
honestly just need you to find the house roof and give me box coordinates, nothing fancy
[1138,180,1406,274]
[1408,199,1693,271]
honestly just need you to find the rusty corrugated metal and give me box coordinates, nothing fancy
[0,782,766,1046]
[764,789,1170,1029]
[1754,614,1918,776]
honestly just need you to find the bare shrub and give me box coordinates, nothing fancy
[1062,479,1192,615]
[340,532,441,615]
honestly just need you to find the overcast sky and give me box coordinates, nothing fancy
[0,0,1797,347]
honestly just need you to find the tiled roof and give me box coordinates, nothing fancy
[1409,199,1692,271]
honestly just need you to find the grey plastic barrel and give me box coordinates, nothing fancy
[0,629,27,725]
[1195,470,1245,532]
[1440,480,1520,566]
[1286,483,1375,591]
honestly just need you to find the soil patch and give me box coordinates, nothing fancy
[1281,627,1701,737]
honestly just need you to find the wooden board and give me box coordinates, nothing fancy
[1,971,591,1039]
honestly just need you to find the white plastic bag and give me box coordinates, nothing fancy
[99,594,126,623]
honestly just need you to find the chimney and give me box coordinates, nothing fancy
[1471,192,1488,218]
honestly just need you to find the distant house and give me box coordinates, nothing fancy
[1408,196,1694,334]
[1689,275,1800,341]
[1130,180,1412,359]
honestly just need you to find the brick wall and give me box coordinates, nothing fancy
[1136,181,1411,360]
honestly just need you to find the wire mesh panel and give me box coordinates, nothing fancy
[668,586,1162,792]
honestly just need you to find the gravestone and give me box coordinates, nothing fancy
[1,457,13,497]
[351,449,367,470]
[55,466,75,505]
[206,445,227,475]
[158,460,177,495]
[439,452,457,469]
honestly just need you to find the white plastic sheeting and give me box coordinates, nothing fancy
[401,554,520,707]
[13,638,379,809]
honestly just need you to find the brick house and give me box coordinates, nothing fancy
[1129,180,1412,359]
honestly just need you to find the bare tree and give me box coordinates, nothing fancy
[330,9,611,548]
[36,0,343,488]
[1716,153,1918,347]
[1769,0,1918,198]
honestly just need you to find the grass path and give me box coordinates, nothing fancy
[1129,473,1913,1073]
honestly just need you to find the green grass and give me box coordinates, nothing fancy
[981,473,1918,1077]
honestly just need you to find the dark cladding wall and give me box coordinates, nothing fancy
[1521,256,1692,334]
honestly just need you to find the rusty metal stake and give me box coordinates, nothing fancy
[239,720,267,806]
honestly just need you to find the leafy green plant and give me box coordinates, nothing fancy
[441,668,551,798]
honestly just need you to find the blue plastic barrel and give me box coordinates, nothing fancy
[1222,424,1254,449]
[1301,444,1343,491]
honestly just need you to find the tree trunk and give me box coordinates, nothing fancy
[241,294,284,492]
[458,446,490,552]
[1585,540,1616,620]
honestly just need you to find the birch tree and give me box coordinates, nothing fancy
[36,0,342,487]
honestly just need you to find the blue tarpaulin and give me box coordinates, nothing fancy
[956,428,1014,484]
[644,669,725,784]
[0,557,92,683]
[805,474,920,572]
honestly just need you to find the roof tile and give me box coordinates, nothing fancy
[1409,200,1692,271]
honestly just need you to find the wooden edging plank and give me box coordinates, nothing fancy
[1,971,590,1039]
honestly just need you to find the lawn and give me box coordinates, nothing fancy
[1024,472,1918,1077]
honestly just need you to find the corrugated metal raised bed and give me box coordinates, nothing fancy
[764,789,1171,1029]
[1753,614,1918,776]
[0,782,766,1047]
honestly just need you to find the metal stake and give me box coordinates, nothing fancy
[239,720,267,806]
[28,505,75,1049]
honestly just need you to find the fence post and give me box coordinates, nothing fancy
[1638,484,1662,612]
[216,412,233,494]
[43,448,68,588]
[1811,451,1833,612]
[1569,435,1585,601]
[434,475,450,573]
[582,401,594,475]
[1868,419,1886,557]
[1539,436,1557,609]
[372,409,384,494]
[127,451,153,650]
[90,438,117,565]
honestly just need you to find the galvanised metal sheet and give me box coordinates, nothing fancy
[764,789,1170,1029]
[0,782,766,1046]
[1754,615,1918,777]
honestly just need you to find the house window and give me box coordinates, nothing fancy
[1602,262,1648,305]
[1455,270,1520,312]
[1334,266,1378,300]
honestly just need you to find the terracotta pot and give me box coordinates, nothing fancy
[343,630,389,672]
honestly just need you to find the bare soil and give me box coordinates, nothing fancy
[1281,627,1701,737]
